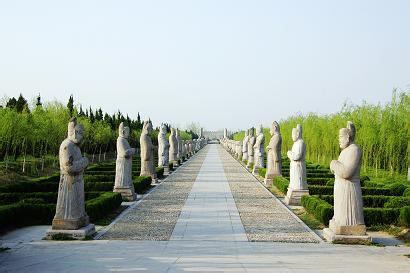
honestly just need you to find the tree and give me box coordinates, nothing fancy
[36,94,42,107]
[67,95,74,116]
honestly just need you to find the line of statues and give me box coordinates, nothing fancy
[221,120,368,242]
[47,118,207,239]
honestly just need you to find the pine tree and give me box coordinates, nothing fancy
[67,95,74,116]
[36,93,42,107]
[16,94,29,113]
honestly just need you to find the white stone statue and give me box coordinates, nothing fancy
[264,121,282,186]
[51,117,94,235]
[325,121,367,241]
[169,128,178,167]
[114,122,137,201]
[158,124,170,175]
[176,128,183,162]
[140,120,157,184]
[242,130,249,163]
[252,125,265,175]
[188,140,194,156]
[246,128,255,169]
[285,124,308,205]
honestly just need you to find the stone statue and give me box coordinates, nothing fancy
[324,121,369,243]
[158,124,170,175]
[188,140,194,156]
[264,121,282,186]
[252,125,265,175]
[242,130,249,163]
[48,118,95,238]
[114,122,137,201]
[169,128,178,167]
[285,124,308,205]
[176,128,183,162]
[140,120,157,184]
[246,128,255,169]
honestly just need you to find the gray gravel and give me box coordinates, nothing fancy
[100,148,208,241]
[218,146,320,243]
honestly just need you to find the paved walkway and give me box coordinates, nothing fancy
[1,144,409,272]
[171,145,247,241]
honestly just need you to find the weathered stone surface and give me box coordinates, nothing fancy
[252,125,265,175]
[114,122,136,201]
[140,120,157,184]
[51,118,90,231]
[327,121,368,241]
[285,124,308,205]
[264,121,282,186]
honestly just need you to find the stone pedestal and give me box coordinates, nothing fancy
[163,165,170,176]
[113,186,136,201]
[323,226,371,244]
[264,174,277,187]
[284,188,309,206]
[45,224,95,240]
[252,165,260,176]
[52,215,90,230]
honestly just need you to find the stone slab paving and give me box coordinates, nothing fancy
[218,145,321,243]
[99,147,208,240]
[171,144,247,241]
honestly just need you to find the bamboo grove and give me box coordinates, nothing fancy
[234,90,409,176]
[0,94,197,161]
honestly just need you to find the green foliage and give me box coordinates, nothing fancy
[384,197,410,208]
[156,166,164,178]
[233,91,409,176]
[133,176,152,193]
[301,195,334,225]
[258,168,266,178]
[404,188,410,197]
[363,208,400,226]
[272,176,289,193]
[385,183,408,196]
[85,192,122,221]
[398,207,410,226]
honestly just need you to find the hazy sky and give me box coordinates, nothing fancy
[0,0,409,131]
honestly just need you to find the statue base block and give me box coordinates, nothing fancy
[52,215,90,230]
[323,228,371,244]
[163,166,170,176]
[45,224,95,240]
[284,188,309,206]
[113,187,136,201]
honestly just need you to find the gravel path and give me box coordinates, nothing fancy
[218,145,320,243]
[100,147,208,240]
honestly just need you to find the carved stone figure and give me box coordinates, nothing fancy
[285,124,308,205]
[169,128,179,167]
[140,120,157,184]
[264,121,282,186]
[114,122,137,201]
[158,124,170,175]
[246,128,255,169]
[47,118,95,239]
[176,128,183,162]
[324,121,369,243]
[242,130,249,163]
[253,125,265,175]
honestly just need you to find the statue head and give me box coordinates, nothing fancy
[339,121,356,149]
[248,128,254,137]
[68,117,85,144]
[292,124,302,142]
[244,130,248,137]
[270,121,280,136]
[176,128,180,137]
[142,120,153,135]
[119,122,130,139]
[160,124,167,135]
[257,125,263,135]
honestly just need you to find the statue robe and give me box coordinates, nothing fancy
[254,134,265,168]
[115,136,135,189]
[242,136,249,161]
[288,139,307,190]
[54,138,89,229]
[331,143,365,226]
[158,133,169,167]
[266,133,282,177]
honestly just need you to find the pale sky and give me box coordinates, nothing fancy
[0,0,409,131]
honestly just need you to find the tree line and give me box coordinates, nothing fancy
[0,94,197,161]
[234,90,409,176]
